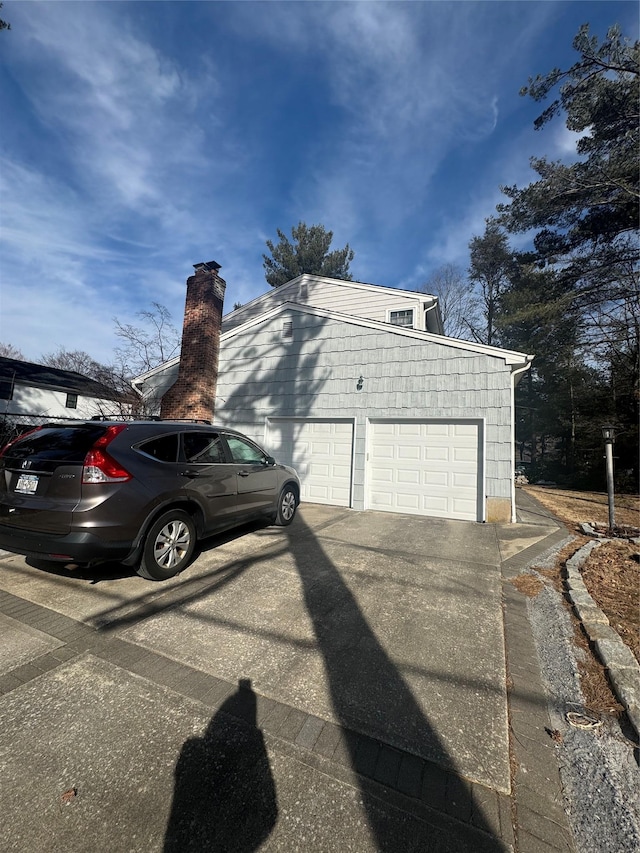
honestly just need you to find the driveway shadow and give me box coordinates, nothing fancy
[164,678,277,852]
[285,515,505,851]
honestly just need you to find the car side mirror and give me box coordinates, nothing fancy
[264,456,276,466]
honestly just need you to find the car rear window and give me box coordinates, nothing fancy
[137,434,179,463]
[2,424,108,463]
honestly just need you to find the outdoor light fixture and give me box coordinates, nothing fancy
[356,375,364,391]
[601,424,616,529]
[601,424,615,442]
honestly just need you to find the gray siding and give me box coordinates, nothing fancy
[214,309,514,510]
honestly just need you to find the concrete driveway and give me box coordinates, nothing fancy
[0,503,510,796]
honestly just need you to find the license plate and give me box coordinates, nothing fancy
[15,473,38,494]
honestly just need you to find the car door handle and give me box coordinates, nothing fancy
[179,470,203,478]
[238,470,251,477]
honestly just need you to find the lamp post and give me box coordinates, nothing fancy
[601,425,616,531]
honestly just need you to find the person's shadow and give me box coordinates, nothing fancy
[164,679,278,852]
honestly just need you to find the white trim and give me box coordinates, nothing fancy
[480,417,487,524]
[510,362,532,522]
[386,307,416,329]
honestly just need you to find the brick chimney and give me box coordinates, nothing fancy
[160,261,226,423]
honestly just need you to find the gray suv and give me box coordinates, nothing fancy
[0,420,300,581]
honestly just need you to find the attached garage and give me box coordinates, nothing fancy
[266,418,354,507]
[366,420,483,522]
[141,272,533,523]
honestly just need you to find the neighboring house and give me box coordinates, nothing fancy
[133,273,533,523]
[0,357,125,421]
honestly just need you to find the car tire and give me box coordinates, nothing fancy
[274,485,298,526]
[137,509,196,581]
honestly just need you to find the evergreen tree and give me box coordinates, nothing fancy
[498,24,639,323]
[468,219,515,345]
[495,24,639,490]
[263,222,354,288]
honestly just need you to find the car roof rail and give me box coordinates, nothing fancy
[160,418,213,425]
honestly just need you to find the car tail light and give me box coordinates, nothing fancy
[82,424,132,484]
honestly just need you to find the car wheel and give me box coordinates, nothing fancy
[274,485,298,526]
[137,509,196,581]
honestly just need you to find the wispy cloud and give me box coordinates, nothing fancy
[0,0,627,363]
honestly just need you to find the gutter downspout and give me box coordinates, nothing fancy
[510,357,534,523]
[423,299,443,334]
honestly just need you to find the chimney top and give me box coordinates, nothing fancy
[193,261,221,273]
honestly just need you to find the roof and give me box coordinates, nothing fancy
[226,302,534,368]
[133,301,533,386]
[0,356,121,400]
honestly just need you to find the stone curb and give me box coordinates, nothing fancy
[563,540,640,738]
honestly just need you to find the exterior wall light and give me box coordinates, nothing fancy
[356,376,364,391]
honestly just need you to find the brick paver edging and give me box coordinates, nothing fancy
[501,527,578,853]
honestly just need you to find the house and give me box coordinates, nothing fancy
[133,268,533,524]
[0,356,126,422]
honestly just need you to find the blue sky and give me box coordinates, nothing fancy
[0,1,637,365]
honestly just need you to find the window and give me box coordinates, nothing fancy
[0,373,14,400]
[389,309,414,328]
[226,436,266,465]
[6,424,106,462]
[138,434,179,463]
[65,393,78,409]
[183,432,225,464]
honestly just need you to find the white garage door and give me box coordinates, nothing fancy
[367,421,481,521]
[266,419,354,507]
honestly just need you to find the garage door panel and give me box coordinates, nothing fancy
[268,419,353,508]
[396,493,421,510]
[424,471,448,487]
[310,462,330,477]
[372,445,394,460]
[397,423,422,437]
[398,446,421,461]
[429,422,450,434]
[423,495,449,513]
[397,469,420,485]
[425,447,449,462]
[368,421,480,521]
[370,467,393,483]
[452,472,476,488]
[332,464,352,479]
[454,423,477,437]
[332,443,353,457]
[453,447,476,462]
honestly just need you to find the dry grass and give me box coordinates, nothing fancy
[581,540,640,663]
[524,485,640,530]
[517,486,640,718]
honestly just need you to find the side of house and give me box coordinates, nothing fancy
[214,304,528,523]
[0,357,124,421]
[134,288,531,523]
